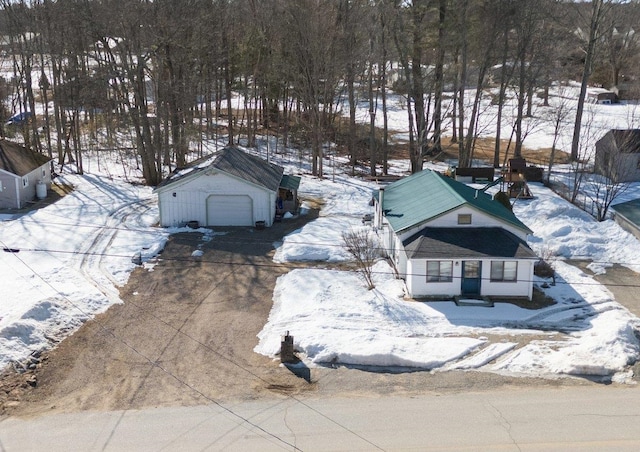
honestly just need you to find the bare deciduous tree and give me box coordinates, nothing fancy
[343,228,380,290]
[571,0,611,161]
[545,86,571,184]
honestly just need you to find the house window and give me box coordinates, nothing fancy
[427,261,453,282]
[457,214,472,225]
[490,261,517,282]
[42,168,46,178]
[22,177,28,188]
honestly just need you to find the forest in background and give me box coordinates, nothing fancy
[0,0,638,185]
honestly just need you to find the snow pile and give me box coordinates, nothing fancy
[516,184,640,274]
[256,262,485,369]
[274,217,366,263]
[257,179,640,380]
[0,173,169,369]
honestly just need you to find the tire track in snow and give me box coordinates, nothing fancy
[77,198,155,305]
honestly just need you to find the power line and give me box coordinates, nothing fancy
[0,240,385,451]
[0,238,300,451]
[6,216,640,270]
[3,245,640,289]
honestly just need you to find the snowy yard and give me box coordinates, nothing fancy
[256,176,640,382]
[3,83,640,383]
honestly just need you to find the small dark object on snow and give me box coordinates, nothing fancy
[281,331,296,363]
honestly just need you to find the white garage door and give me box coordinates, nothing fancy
[207,195,253,226]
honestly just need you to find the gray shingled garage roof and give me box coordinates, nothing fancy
[403,227,538,260]
[155,147,285,192]
[212,147,284,191]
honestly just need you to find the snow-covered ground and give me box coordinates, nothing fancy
[255,175,640,382]
[2,84,640,382]
[0,172,170,370]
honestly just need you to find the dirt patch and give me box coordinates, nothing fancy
[498,286,557,310]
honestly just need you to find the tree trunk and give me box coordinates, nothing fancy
[432,0,446,155]
[514,55,527,158]
[571,0,605,161]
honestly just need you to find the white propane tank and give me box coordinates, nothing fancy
[36,180,47,200]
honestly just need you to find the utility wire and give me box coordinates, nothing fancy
[3,246,639,289]
[0,240,385,451]
[4,219,640,270]
[0,239,301,452]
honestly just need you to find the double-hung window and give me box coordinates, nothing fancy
[490,261,517,282]
[427,261,453,282]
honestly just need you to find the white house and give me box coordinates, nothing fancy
[374,169,537,301]
[0,139,52,210]
[155,147,300,228]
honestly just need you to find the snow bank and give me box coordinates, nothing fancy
[0,173,169,370]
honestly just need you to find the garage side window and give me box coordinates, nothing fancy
[427,261,453,282]
[490,261,517,282]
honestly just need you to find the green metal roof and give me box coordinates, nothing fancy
[612,198,640,226]
[381,169,532,234]
[280,174,301,191]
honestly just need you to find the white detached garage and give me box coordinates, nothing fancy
[155,147,299,228]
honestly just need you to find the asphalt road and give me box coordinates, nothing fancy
[2,386,640,451]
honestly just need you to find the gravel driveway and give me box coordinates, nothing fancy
[2,213,604,417]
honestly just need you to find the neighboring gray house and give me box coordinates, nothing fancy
[0,139,52,209]
[594,129,640,182]
[373,169,537,300]
[155,147,300,228]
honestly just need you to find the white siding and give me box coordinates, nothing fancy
[406,259,459,298]
[157,171,275,227]
[0,170,19,209]
[406,258,534,299]
[397,206,529,243]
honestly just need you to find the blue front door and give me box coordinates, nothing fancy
[461,261,481,296]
